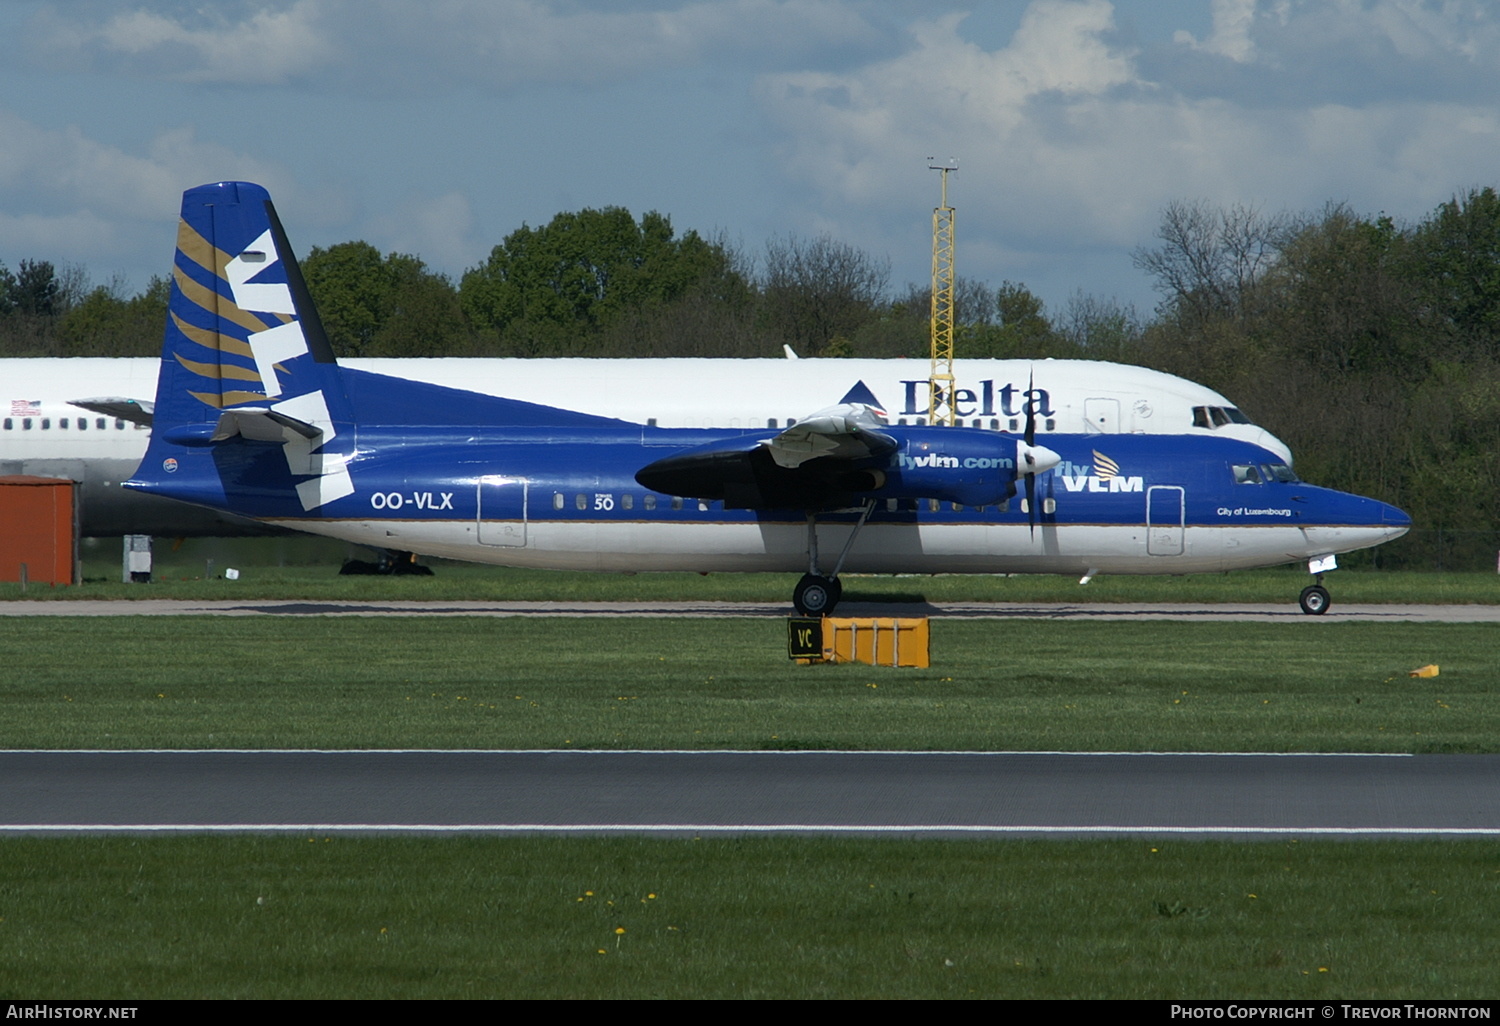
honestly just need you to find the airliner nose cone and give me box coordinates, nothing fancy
[1382,502,1412,539]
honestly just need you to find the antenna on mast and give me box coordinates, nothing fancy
[926,158,958,426]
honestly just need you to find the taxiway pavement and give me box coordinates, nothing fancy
[4,750,1498,838]
[2,599,1498,621]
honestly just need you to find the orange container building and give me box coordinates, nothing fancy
[0,476,78,585]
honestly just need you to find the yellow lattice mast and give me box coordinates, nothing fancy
[927,159,958,425]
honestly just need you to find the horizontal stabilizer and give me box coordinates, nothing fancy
[70,397,154,427]
[211,407,323,444]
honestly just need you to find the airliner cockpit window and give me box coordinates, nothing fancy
[1233,464,1263,484]
[1225,408,1252,424]
[1192,406,1212,428]
[1209,407,1230,427]
[1261,464,1298,483]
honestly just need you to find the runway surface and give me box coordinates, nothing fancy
[5,750,1499,838]
[3,599,1499,621]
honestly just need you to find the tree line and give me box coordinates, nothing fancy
[5,189,1500,568]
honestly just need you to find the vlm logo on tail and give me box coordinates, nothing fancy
[149,181,355,512]
[1058,449,1144,493]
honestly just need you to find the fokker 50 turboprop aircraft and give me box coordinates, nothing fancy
[126,182,1410,614]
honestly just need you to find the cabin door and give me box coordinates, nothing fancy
[477,476,528,547]
[1146,485,1184,556]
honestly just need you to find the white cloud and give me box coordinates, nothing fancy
[0,108,286,220]
[0,106,292,271]
[368,191,479,273]
[0,208,120,261]
[29,1,335,84]
[757,0,1500,274]
[29,0,884,89]
[1174,0,1256,62]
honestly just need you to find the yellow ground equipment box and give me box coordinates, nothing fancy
[789,616,930,668]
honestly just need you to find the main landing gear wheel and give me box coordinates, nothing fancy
[793,574,842,616]
[1299,584,1331,616]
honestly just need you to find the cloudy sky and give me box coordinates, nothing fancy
[2,0,1497,319]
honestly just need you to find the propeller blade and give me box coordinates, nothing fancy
[1024,367,1036,447]
[1026,468,1037,539]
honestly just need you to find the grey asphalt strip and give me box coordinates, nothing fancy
[2,599,1498,620]
[3,750,1497,838]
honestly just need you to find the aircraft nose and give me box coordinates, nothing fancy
[1255,429,1293,465]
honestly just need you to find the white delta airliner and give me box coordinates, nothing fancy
[14,181,1410,616]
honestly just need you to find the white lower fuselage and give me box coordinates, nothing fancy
[264,516,1407,577]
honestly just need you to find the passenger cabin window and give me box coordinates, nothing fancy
[575,494,587,510]
[96,418,106,429]
[644,494,657,511]
[2,419,9,430]
[553,493,565,510]
[621,494,633,511]
[768,418,778,429]
[671,497,683,510]
[77,418,86,431]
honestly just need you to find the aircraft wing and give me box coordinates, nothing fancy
[636,402,896,509]
[763,403,895,468]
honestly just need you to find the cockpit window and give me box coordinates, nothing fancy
[1260,464,1298,483]
[1195,405,1256,429]
[1232,464,1262,484]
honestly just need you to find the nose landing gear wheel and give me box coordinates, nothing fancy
[1299,584,1331,616]
[793,574,842,616]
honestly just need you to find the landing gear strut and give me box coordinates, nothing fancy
[792,502,875,616]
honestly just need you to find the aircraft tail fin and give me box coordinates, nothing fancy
[130,181,357,513]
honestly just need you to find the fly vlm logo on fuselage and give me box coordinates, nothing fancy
[1057,450,1143,493]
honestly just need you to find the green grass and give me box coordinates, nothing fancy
[1,835,1496,999]
[3,617,1496,751]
